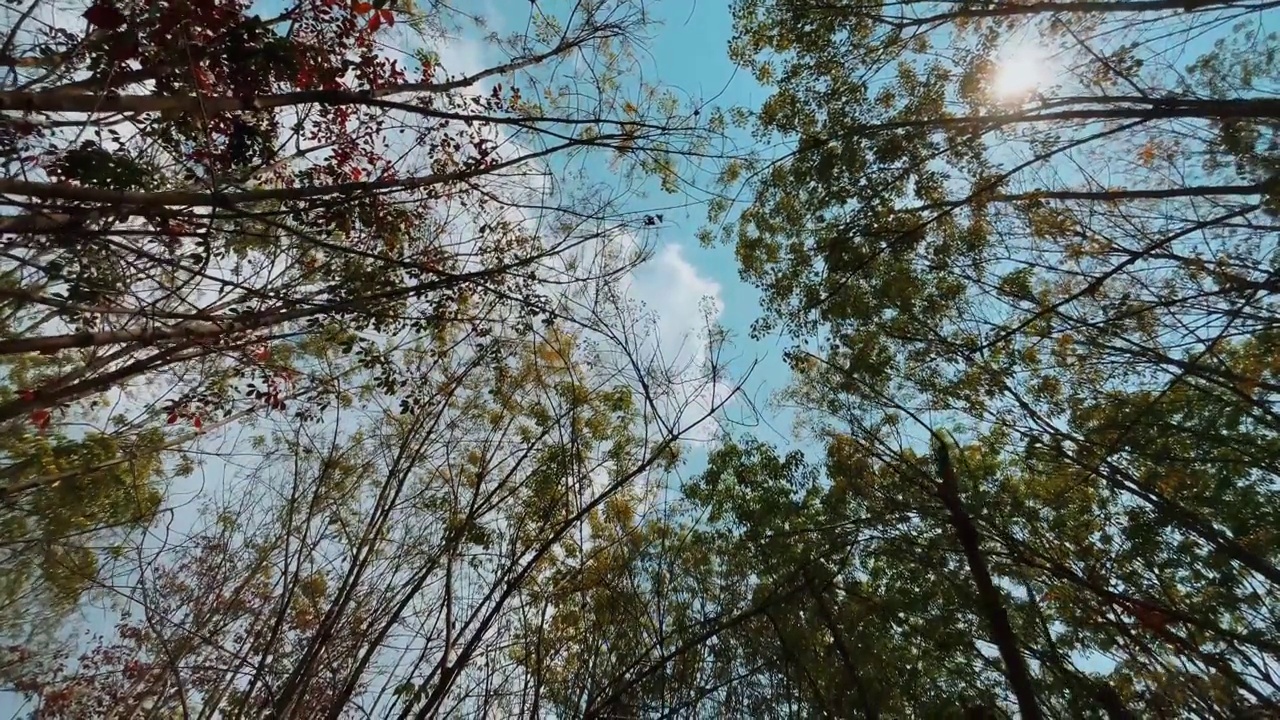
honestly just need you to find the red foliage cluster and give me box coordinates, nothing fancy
[8,0,530,436]
[15,389,53,430]
[77,0,410,179]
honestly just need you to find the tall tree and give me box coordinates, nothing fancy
[521,425,1280,716]
[0,306,738,718]
[0,0,718,638]
[713,0,1280,435]
[703,0,1280,714]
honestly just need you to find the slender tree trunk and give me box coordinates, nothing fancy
[933,439,1045,720]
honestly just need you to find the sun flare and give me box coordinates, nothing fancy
[990,46,1047,102]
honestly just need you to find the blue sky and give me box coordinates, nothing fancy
[653,6,793,356]
[608,0,801,447]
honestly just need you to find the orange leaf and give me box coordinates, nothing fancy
[1138,140,1157,167]
[353,1,372,13]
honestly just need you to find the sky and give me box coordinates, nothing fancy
[359,0,809,483]
[591,0,801,447]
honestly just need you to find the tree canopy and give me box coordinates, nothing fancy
[695,0,1280,714]
[3,0,1280,716]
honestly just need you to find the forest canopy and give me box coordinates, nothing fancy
[1,0,1278,716]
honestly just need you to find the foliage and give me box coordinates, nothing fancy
[688,0,1280,714]
[0,310,733,717]
[0,420,165,639]
[11,0,1280,714]
[0,0,719,642]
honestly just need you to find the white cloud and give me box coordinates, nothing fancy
[618,243,730,442]
[432,34,492,91]
[626,244,724,345]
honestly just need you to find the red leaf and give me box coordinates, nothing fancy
[30,409,50,430]
[254,345,271,362]
[82,2,126,29]
[166,412,179,425]
[380,8,395,25]
[193,416,203,431]
[368,11,382,32]
[352,1,373,13]
[17,389,35,402]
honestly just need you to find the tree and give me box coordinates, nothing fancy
[0,0,719,639]
[519,423,1280,716]
[0,302,739,717]
[713,0,1280,434]
[704,0,1280,714]
[2,0,710,420]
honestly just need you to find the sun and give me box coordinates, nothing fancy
[990,45,1047,102]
